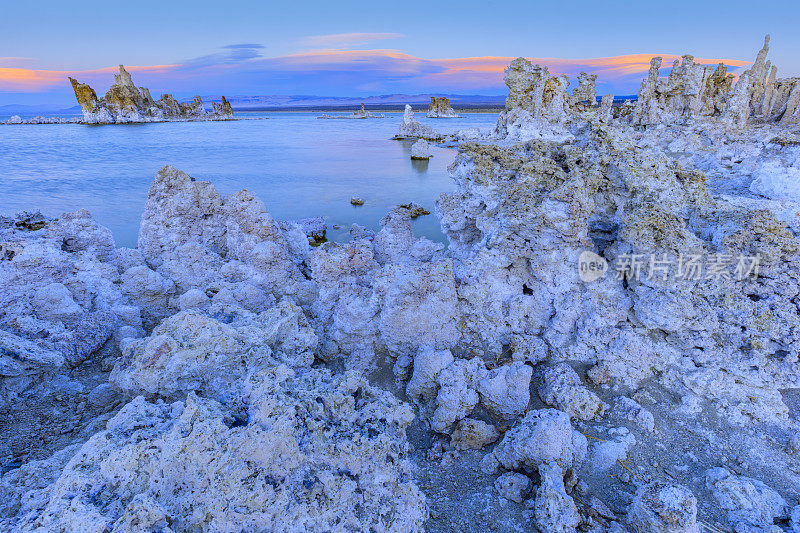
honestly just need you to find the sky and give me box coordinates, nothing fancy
[1,0,799,107]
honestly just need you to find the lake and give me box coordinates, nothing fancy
[0,111,499,248]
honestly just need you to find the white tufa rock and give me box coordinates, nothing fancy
[612,396,656,433]
[396,104,441,140]
[536,363,607,420]
[495,472,531,503]
[15,370,427,532]
[491,409,587,473]
[450,418,500,450]
[427,96,460,118]
[630,482,699,533]
[531,461,580,533]
[705,467,787,530]
[478,361,533,419]
[410,139,432,159]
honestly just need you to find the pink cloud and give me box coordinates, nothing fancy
[0,48,752,98]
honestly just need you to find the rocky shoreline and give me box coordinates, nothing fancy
[2,36,800,532]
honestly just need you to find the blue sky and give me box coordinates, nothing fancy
[2,0,799,106]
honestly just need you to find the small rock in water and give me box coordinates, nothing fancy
[350,196,365,206]
[410,139,432,160]
[398,202,430,218]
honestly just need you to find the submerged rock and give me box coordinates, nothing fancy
[398,202,431,218]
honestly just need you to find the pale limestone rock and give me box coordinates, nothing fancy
[0,442,83,523]
[69,65,233,124]
[705,467,787,531]
[495,58,573,141]
[612,396,655,432]
[450,418,499,450]
[396,105,441,140]
[491,409,587,472]
[137,166,313,308]
[373,260,460,358]
[532,461,580,533]
[0,209,139,418]
[589,427,636,472]
[431,357,488,433]
[495,472,531,503]
[372,207,415,264]
[571,72,597,108]
[410,138,432,159]
[790,506,800,532]
[427,96,460,118]
[278,216,326,246]
[632,55,721,126]
[478,361,532,419]
[406,346,454,402]
[599,94,614,122]
[111,299,317,401]
[211,96,234,116]
[535,363,606,420]
[15,368,427,532]
[630,482,699,533]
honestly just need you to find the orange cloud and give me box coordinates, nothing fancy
[0,64,178,92]
[0,49,751,95]
[423,54,752,88]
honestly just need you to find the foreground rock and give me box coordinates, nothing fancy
[427,96,460,118]
[14,371,426,531]
[69,65,234,124]
[630,482,698,533]
[4,35,800,533]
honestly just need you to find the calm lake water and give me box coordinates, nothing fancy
[0,111,499,247]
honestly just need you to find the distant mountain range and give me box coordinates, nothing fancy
[208,94,509,111]
[0,103,82,115]
[2,94,638,115]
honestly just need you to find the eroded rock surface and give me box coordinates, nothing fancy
[4,35,800,533]
[396,104,442,140]
[69,65,234,124]
[427,96,460,118]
